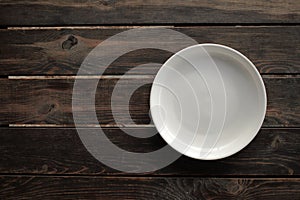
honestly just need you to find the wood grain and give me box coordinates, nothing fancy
[2,76,299,127]
[0,78,10,126]
[0,176,300,200]
[0,128,299,176]
[0,26,300,75]
[1,1,299,198]
[0,0,299,25]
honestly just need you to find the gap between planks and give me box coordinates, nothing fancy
[8,75,155,80]
[7,124,300,129]
[8,74,300,80]
[4,24,300,30]
[9,124,155,128]
[6,26,174,30]
[0,174,299,179]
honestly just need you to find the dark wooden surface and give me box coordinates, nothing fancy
[0,128,299,176]
[1,26,300,75]
[1,0,300,199]
[0,0,300,25]
[1,76,299,127]
[0,176,299,200]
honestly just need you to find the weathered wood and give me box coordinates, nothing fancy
[0,0,299,25]
[2,76,300,127]
[0,176,300,200]
[0,78,10,126]
[0,26,300,75]
[1,1,299,197]
[0,128,299,176]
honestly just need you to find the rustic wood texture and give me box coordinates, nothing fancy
[0,128,299,176]
[0,0,300,25]
[1,76,299,127]
[0,176,299,200]
[1,0,299,198]
[1,26,300,75]
[0,78,10,126]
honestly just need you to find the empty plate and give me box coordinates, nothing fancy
[150,44,267,160]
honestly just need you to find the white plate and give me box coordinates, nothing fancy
[150,44,267,160]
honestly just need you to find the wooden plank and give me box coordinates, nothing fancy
[0,128,299,176]
[2,76,300,127]
[0,177,299,200]
[0,26,300,75]
[0,78,10,126]
[0,0,299,25]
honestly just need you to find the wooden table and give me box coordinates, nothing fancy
[0,1,300,199]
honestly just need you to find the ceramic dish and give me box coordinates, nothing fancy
[150,44,267,160]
